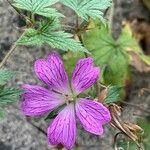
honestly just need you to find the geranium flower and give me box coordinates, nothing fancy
[21,52,111,149]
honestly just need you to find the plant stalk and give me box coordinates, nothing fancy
[0,32,25,68]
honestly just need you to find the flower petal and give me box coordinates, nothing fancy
[34,52,70,94]
[21,84,64,116]
[75,98,111,135]
[71,57,100,94]
[48,104,76,149]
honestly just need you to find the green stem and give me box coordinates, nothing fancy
[78,34,88,58]
[0,32,25,68]
[75,16,101,96]
[31,13,35,23]
[75,14,88,58]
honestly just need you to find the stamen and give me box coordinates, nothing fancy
[64,94,75,104]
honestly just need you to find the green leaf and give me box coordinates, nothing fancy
[13,0,62,18]
[60,0,112,21]
[137,118,150,149]
[39,17,61,31]
[45,104,66,120]
[63,52,96,98]
[17,19,89,53]
[121,24,150,69]
[83,20,131,86]
[116,118,150,150]
[0,88,22,105]
[116,138,141,150]
[140,55,150,65]
[0,107,5,120]
[63,52,84,77]
[104,86,122,104]
[0,69,14,85]
[117,25,142,53]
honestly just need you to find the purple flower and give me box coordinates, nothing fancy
[21,52,111,149]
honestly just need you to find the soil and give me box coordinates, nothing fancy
[0,0,150,150]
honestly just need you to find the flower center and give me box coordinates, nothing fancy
[63,93,76,104]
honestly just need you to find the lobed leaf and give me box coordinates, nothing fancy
[13,0,62,18]
[60,0,112,21]
[0,69,14,85]
[104,86,122,104]
[17,19,89,53]
[0,107,5,120]
[83,20,130,86]
[0,88,22,105]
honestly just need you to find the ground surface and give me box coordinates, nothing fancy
[0,0,150,150]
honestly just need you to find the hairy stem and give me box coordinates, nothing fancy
[75,14,88,58]
[75,15,100,96]
[0,32,25,68]
[78,35,88,58]
[95,82,100,97]
[6,0,32,25]
[76,14,79,30]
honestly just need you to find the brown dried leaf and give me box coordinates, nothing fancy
[110,104,143,146]
[122,122,143,143]
[138,88,150,97]
[124,122,143,133]
[110,104,122,117]
[129,51,150,72]
[98,88,108,103]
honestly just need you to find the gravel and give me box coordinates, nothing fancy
[0,0,150,150]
